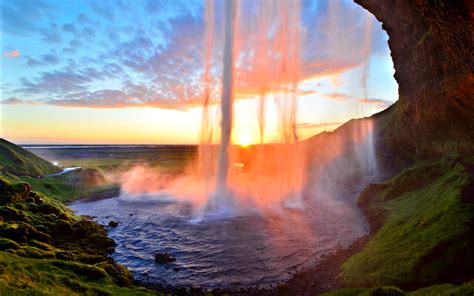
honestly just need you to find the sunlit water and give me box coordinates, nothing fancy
[70,190,367,289]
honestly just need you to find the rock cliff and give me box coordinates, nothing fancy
[355,0,474,157]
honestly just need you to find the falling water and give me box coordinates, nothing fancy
[114,0,379,214]
[215,0,236,196]
[197,0,307,212]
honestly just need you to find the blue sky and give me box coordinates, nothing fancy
[1,0,398,144]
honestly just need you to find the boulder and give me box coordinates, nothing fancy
[53,220,74,236]
[0,238,20,251]
[154,252,176,264]
[88,233,116,249]
[108,221,119,227]
[38,203,61,215]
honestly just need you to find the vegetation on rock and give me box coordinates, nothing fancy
[340,158,474,289]
[0,138,119,203]
[0,176,153,295]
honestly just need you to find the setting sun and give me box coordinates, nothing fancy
[237,133,252,148]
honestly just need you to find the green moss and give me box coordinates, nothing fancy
[19,246,56,259]
[341,159,474,288]
[0,177,31,205]
[408,282,474,295]
[0,252,153,295]
[0,178,153,295]
[0,238,20,251]
[322,282,474,296]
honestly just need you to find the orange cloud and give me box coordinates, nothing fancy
[3,50,21,58]
[321,92,352,101]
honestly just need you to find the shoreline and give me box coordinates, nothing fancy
[71,187,121,204]
[133,231,375,296]
[142,208,377,295]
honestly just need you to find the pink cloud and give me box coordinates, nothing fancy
[321,92,352,102]
[3,50,21,58]
[358,98,393,108]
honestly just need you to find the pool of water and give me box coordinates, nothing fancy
[70,190,367,290]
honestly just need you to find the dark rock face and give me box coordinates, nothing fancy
[355,0,474,157]
[108,220,119,227]
[154,252,176,264]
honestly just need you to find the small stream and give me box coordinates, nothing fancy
[48,167,82,177]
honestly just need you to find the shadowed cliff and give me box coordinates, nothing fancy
[355,0,474,158]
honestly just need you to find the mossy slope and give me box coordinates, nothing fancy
[340,158,474,289]
[322,282,474,296]
[0,177,152,295]
[0,139,59,177]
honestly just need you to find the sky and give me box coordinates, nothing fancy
[1,0,398,145]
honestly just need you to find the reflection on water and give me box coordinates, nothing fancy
[70,191,366,289]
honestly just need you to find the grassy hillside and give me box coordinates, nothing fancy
[0,139,59,177]
[0,139,119,203]
[322,282,474,296]
[0,176,153,295]
[340,158,474,289]
[3,170,119,203]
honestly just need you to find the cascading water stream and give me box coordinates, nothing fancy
[215,0,236,197]
[198,0,307,213]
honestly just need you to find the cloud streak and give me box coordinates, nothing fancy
[2,0,394,112]
[358,98,393,108]
[3,50,21,58]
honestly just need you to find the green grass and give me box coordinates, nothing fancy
[340,159,474,288]
[27,145,196,174]
[22,174,117,203]
[321,282,474,296]
[0,139,59,177]
[0,176,154,295]
[0,252,153,295]
[0,139,124,203]
[2,170,119,203]
[4,144,197,203]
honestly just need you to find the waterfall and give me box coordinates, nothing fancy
[215,0,236,195]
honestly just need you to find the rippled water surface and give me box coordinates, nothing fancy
[71,194,367,289]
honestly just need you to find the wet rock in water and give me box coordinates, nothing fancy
[88,233,116,249]
[108,221,119,227]
[154,252,176,264]
[190,284,201,292]
[172,267,180,272]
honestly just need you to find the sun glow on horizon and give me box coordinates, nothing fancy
[237,133,252,148]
